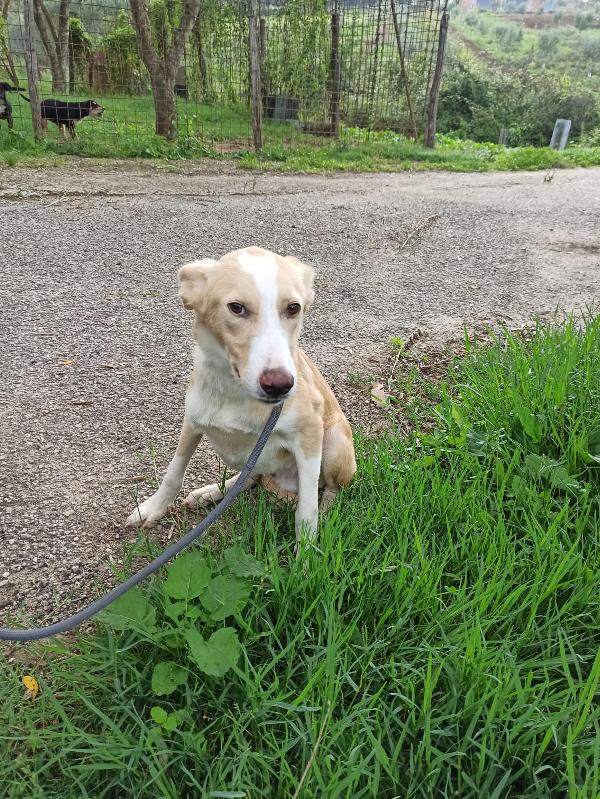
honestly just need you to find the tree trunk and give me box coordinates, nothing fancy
[0,0,20,85]
[23,0,44,139]
[424,11,448,148]
[68,35,74,93]
[151,69,177,139]
[193,25,208,99]
[129,0,201,140]
[247,0,262,150]
[33,0,68,92]
[329,10,341,139]
[57,0,70,91]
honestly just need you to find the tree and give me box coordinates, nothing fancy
[33,0,70,92]
[129,0,201,140]
[0,0,20,86]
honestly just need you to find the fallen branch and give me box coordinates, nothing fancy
[392,214,440,250]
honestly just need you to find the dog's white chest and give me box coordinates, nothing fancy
[201,424,291,474]
[185,380,294,475]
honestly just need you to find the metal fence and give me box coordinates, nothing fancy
[0,0,449,153]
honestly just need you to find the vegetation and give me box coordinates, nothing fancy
[2,315,600,797]
[128,0,201,139]
[3,103,599,173]
[2,2,600,162]
[444,11,600,145]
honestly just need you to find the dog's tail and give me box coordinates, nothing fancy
[6,86,29,101]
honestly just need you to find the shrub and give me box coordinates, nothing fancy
[574,12,594,30]
[538,29,562,55]
[581,32,600,62]
[494,23,523,50]
[98,10,147,95]
[580,127,600,147]
[438,56,600,145]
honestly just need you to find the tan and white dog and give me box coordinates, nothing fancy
[126,247,356,547]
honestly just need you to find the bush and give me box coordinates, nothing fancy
[538,29,562,54]
[98,10,146,95]
[522,74,600,145]
[574,12,594,30]
[438,56,600,146]
[581,32,600,62]
[494,23,523,49]
[580,127,600,147]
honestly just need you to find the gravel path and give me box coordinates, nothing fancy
[1,163,599,623]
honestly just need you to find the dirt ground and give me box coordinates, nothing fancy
[1,162,599,623]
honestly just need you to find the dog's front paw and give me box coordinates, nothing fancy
[184,483,224,509]
[126,494,171,529]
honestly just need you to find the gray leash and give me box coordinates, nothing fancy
[0,404,282,643]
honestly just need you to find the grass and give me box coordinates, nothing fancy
[0,90,269,160]
[238,135,600,172]
[2,314,600,797]
[1,89,600,172]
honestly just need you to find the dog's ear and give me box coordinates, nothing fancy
[285,256,315,311]
[178,259,217,311]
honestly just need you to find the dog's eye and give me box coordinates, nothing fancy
[287,303,301,317]
[227,302,246,316]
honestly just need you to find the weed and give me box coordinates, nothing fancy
[2,150,18,167]
[346,371,372,388]
[389,335,405,351]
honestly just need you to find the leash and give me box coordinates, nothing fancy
[0,404,282,643]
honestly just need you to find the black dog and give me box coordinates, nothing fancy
[0,82,26,129]
[40,99,104,139]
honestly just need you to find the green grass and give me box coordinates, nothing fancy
[2,314,600,797]
[0,89,311,162]
[238,133,600,172]
[2,89,600,172]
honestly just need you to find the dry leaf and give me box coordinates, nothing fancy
[370,383,389,407]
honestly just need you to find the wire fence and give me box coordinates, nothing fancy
[0,0,449,154]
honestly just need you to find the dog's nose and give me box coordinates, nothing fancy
[259,369,294,398]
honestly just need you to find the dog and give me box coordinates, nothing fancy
[126,247,357,550]
[0,82,25,129]
[39,99,104,138]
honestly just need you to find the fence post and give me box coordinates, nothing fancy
[424,11,449,149]
[329,8,341,139]
[23,0,44,140]
[247,0,263,151]
[389,0,418,141]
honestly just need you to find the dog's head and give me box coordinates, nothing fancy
[86,100,104,117]
[178,247,315,403]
